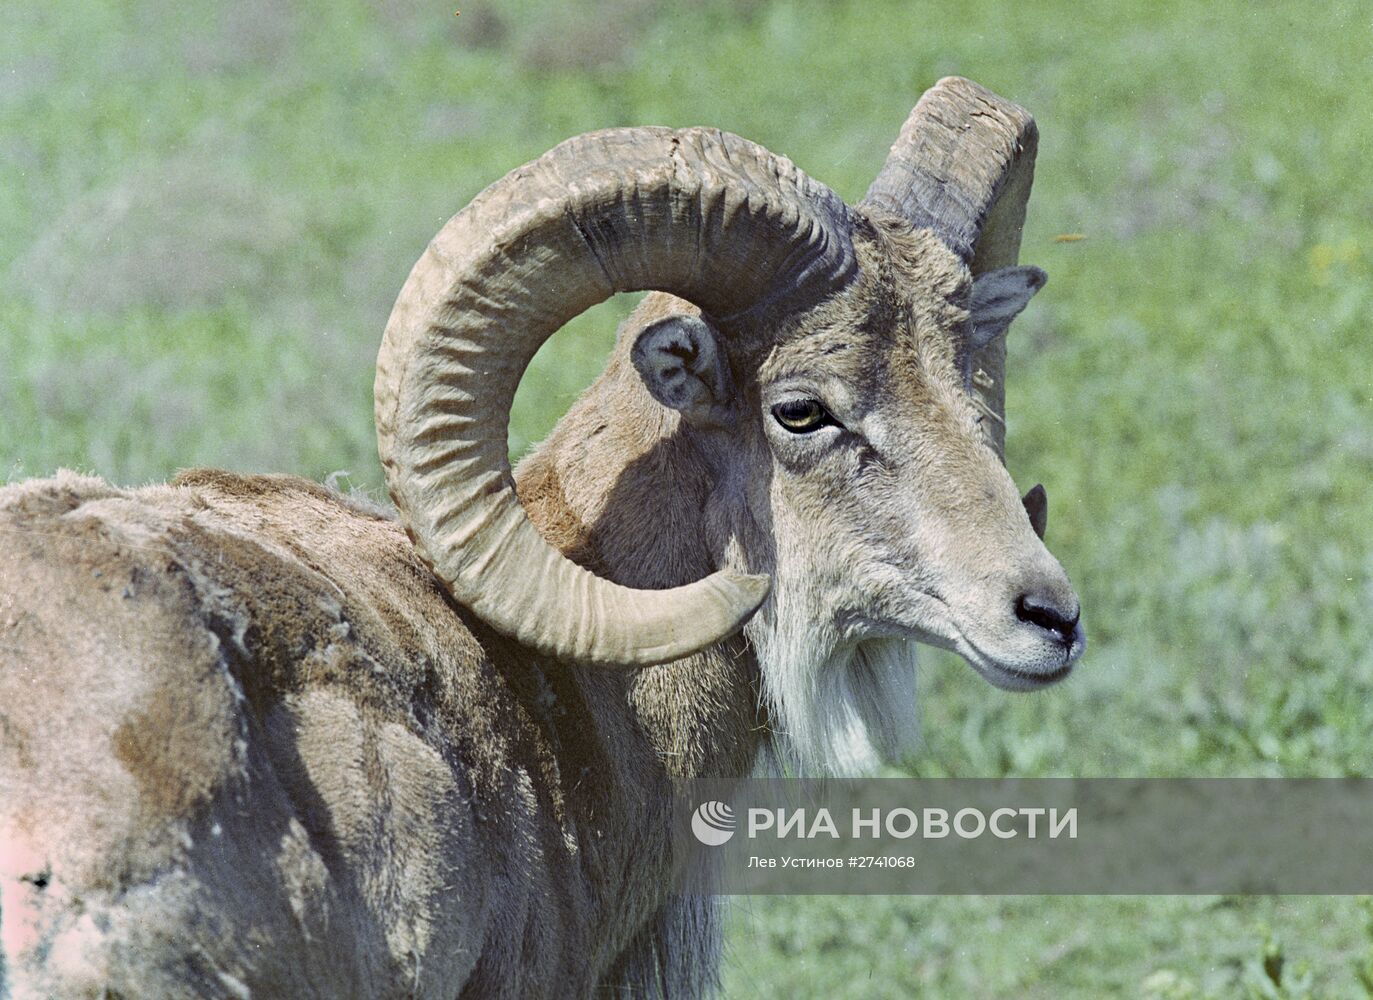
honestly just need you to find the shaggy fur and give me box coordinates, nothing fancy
[0,469,748,998]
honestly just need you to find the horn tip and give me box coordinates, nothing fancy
[724,572,771,612]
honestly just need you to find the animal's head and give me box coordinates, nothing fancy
[376,78,1084,773]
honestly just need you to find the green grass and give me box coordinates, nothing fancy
[4,1,1372,995]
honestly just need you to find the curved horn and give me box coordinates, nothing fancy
[863,76,1038,459]
[376,127,856,667]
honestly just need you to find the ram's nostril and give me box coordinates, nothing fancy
[1014,592,1079,644]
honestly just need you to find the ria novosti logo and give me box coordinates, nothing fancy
[691,801,737,846]
[689,801,1079,846]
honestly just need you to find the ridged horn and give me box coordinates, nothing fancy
[863,76,1039,460]
[376,127,856,667]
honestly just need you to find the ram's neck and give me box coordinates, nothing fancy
[513,355,762,782]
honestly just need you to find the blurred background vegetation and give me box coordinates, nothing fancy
[4,0,1371,995]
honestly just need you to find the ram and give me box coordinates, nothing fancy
[0,77,1083,998]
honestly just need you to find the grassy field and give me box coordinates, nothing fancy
[4,0,1372,995]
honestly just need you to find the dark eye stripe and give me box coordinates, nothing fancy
[771,399,831,433]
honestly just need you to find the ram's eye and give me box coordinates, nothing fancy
[771,399,832,433]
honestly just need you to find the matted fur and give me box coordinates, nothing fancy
[0,470,745,998]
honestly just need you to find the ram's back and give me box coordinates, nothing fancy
[0,470,585,999]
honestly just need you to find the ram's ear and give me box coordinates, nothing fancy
[1022,483,1048,540]
[969,265,1047,349]
[630,314,735,427]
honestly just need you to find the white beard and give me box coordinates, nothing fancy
[749,615,922,777]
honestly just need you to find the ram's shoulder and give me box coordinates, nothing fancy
[0,471,497,995]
